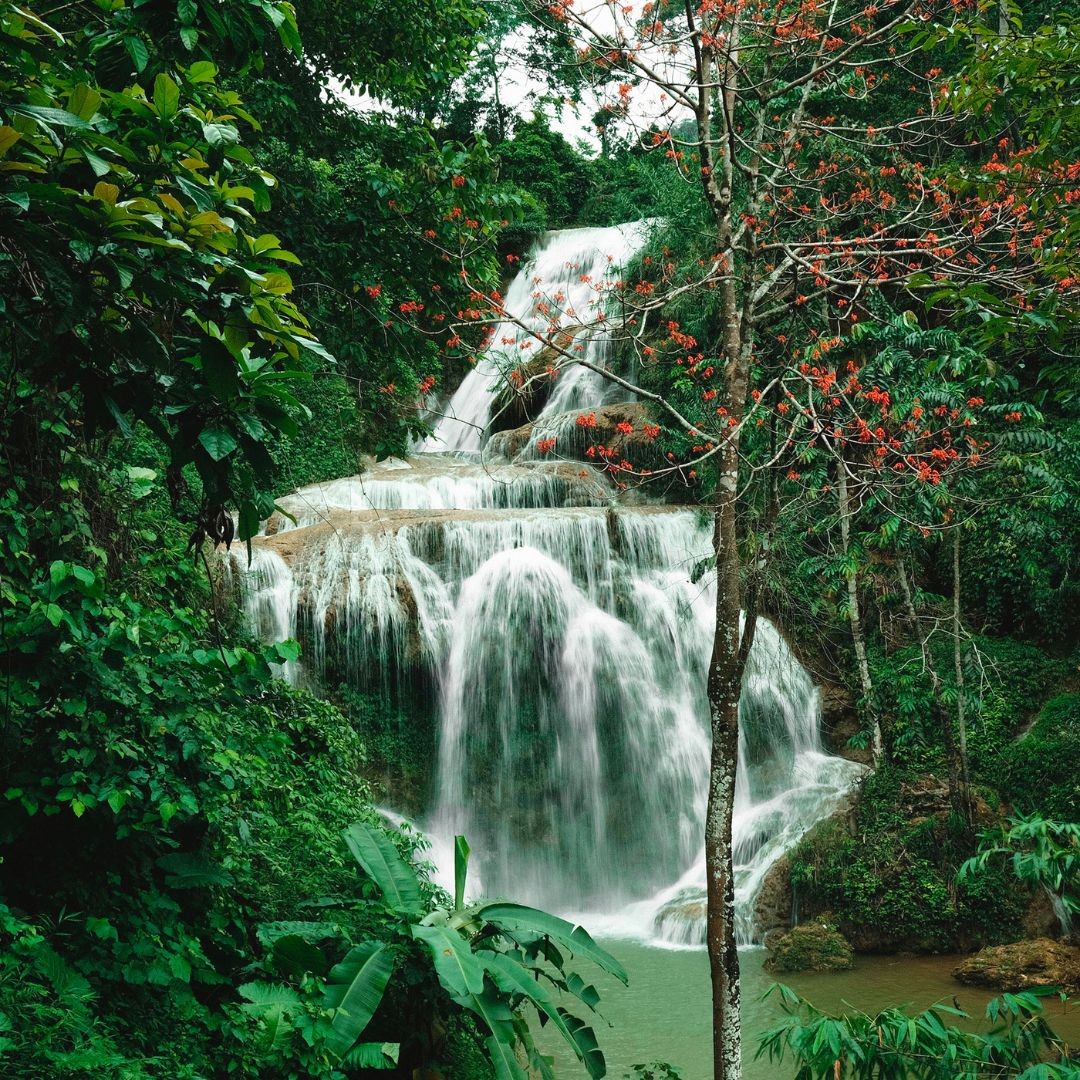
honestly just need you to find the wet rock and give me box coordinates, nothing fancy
[896,777,996,828]
[753,855,793,940]
[764,921,855,973]
[818,684,873,766]
[489,328,584,432]
[652,888,707,946]
[1023,890,1066,941]
[761,928,788,952]
[953,939,1080,994]
[490,401,663,467]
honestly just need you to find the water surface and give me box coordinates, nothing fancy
[546,942,1080,1079]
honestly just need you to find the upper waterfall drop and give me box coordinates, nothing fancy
[233,221,864,947]
[420,220,653,453]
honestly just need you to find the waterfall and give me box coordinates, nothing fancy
[420,221,652,453]
[233,223,863,946]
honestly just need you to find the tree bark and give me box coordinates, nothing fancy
[837,468,882,764]
[952,530,972,825]
[705,440,745,1080]
[898,555,967,820]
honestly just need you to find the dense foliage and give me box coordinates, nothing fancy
[2,0,1078,1075]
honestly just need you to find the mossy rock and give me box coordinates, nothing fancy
[953,939,1080,995]
[764,921,855,973]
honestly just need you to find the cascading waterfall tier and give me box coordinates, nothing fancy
[234,223,863,946]
[420,221,652,454]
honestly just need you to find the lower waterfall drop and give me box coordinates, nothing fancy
[233,223,865,947]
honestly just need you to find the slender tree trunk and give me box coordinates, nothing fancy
[898,555,967,819]
[837,469,882,764]
[952,530,972,824]
[488,48,506,143]
[705,440,745,1080]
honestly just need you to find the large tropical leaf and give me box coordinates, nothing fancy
[462,984,518,1044]
[322,942,396,1062]
[342,1042,400,1069]
[238,982,301,1054]
[480,950,606,1077]
[560,1011,606,1078]
[476,903,628,984]
[256,920,340,946]
[272,934,328,978]
[343,822,423,917]
[412,924,486,999]
[238,982,302,1010]
[155,852,234,888]
[485,1034,528,1080]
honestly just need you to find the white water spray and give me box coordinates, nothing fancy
[234,223,863,946]
[421,221,652,453]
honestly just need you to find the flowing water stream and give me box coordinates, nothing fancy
[234,223,864,948]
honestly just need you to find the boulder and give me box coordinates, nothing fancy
[490,401,664,468]
[652,888,707,946]
[1023,890,1067,941]
[764,921,855,974]
[953,939,1080,994]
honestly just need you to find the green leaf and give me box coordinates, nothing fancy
[124,36,150,72]
[342,1043,399,1069]
[486,1035,528,1080]
[560,1012,606,1078]
[11,104,92,130]
[272,934,328,978]
[198,426,238,461]
[153,74,181,120]
[188,61,217,84]
[481,952,604,1076]
[454,835,470,911]
[239,981,302,1011]
[203,122,239,149]
[156,852,234,888]
[323,942,395,1062]
[342,822,423,917]
[412,924,486,999]
[68,83,102,121]
[126,466,157,499]
[476,904,628,984]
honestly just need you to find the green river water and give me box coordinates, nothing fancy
[545,942,1080,1079]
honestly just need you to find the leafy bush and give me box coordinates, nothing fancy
[867,637,1068,773]
[235,824,627,1077]
[988,695,1080,822]
[757,984,1077,1079]
[788,768,1028,952]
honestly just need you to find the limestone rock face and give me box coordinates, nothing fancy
[1022,890,1067,941]
[764,921,855,973]
[953,939,1080,994]
[753,855,793,941]
[489,401,662,467]
[818,684,873,766]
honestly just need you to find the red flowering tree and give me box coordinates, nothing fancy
[402,2,1077,1074]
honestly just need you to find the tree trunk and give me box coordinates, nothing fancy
[705,443,744,1080]
[488,48,506,143]
[898,555,967,819]
[837,468,882,764]
[952,530,972,825]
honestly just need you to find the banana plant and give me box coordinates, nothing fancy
[343,821,626,1078]
[241,823,626,1075]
